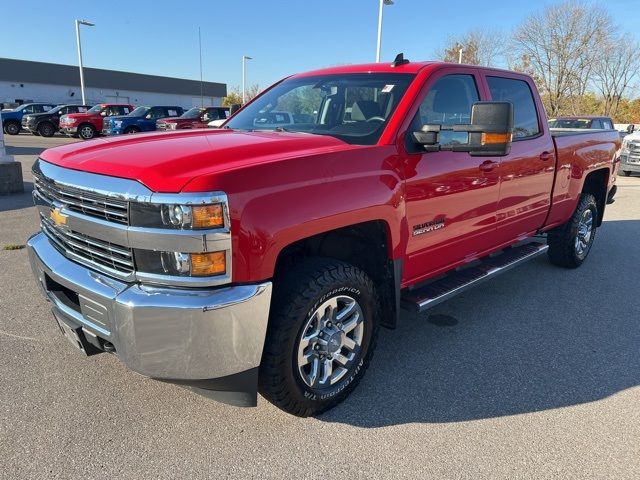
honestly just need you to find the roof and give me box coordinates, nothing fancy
[294,61,435,77]
[0,57,226,98]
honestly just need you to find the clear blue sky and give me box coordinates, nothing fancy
[1,0,638,91]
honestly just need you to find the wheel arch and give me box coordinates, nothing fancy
[273,220,402,329]
[581,168,609,226]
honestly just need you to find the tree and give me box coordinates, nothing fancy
[222,84,261,107]
[512,1,614,116]
[437,30,505,67]
[592,38,640,118]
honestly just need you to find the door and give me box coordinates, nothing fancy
[403,70,501,283]
[482,74,556,243]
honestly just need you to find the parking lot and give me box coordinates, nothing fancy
[1,133,639,479]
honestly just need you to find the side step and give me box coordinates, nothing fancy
[401,242,549,313]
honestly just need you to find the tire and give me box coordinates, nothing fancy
[37,122,55,137]
[123,126,139,134]
[622,170,632,177]
[78,124,97,140]
[4,121,20,135]
[259,258,379,417]
[547,193,598,268]
[31,130,41,136]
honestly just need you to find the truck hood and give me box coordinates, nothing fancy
[157,117,193,125]
[39,129,358,192]
[63,112,98,121]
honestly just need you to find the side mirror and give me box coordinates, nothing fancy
[627,124,635,134]
[412,102,514,156]
[229,104,242,115]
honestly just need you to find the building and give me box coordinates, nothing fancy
[0,57,227,109]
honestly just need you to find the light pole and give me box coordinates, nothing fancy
[242,55,253,104]
[75,19,94,105]
[458,47,464,64]
[376,0,394,63]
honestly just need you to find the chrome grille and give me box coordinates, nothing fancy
[40,214,134,274]
[33,174,128,224]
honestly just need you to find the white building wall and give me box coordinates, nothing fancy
[0,81,222,108]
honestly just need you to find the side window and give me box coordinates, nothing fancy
[602,119,613,130]
[591,119,603,129]
[146,108,164,119]
[23,105,35,114]
[417,74,479,126]
[120,106,130,115]
[487,76,540,139]
[166,108,179,117]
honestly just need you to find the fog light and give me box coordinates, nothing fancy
[191,251,226,276]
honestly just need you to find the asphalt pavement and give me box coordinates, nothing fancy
[1,133,639,479]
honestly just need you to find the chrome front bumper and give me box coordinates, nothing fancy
[620,154,640,172]
[27,232,272,383]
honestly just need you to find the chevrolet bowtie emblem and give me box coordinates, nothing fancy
[50,207,68,226]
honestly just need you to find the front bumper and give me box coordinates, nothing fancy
[620,154,640,172]
[60,126,78,135]
[27,232,272,405]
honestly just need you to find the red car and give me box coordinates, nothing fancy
[59,103,134,139]
[156,106,229,131]
[28,58,620,416]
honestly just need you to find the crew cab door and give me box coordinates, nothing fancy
[402,69,501,283]
[480,74,555,242]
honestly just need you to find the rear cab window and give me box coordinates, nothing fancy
[486,76,540,139]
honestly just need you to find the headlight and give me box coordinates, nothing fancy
[134,250,227,276]
[168,123,177,130]
[130,203,225,229]
[114,120,123,127]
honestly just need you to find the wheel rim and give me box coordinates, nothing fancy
[575,208,594,257]
[7,123,19,134]
[80,126,94,138]
[42,125,53,136]
[296,295,364,389]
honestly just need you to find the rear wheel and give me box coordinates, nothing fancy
[4,121,20,135]
[259,258,379,417]
[622,170,632,177]
[37,122,55,137]
[547,193,598,268]
[78,124,96,140]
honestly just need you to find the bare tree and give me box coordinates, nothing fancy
[512,1,614,116]
[592,37,640,118]
[437,30,505,67]
[222,84,261,107]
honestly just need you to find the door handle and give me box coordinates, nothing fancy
[479,160,497,172]
[540,151,552,161]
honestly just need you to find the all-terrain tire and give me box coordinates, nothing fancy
[547,193,598,268]
[259,258,379,417]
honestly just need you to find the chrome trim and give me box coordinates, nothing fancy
[33,159,233,287]
[28,232,272,380]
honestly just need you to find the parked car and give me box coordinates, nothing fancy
[27,58,620,417]
[102,106,184,135]
[59,103,134,140]
[22,104,92,137]
[156,106,229,131]
[620,130,640,176]
[1,103,57,135]
[548,116,615,130]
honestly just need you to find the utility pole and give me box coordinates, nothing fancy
[199,27,204,107]
[376,0,394,62]
[75,19,94,105]
[458,47,464,64]
[242,55,253,104]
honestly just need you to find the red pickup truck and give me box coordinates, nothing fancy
[59,103,134,140]
[27,58,620,417]
[156,106,230,131]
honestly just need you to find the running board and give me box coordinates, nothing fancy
[401,242,549,313]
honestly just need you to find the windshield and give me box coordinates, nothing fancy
[180,107,202,119]
[128,106,149,116]
[48,106,65,114]
[87,105,103,113]
[225,73,415,145]
[548,118,591,128]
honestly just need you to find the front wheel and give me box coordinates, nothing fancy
[547,193,598,268]
[4,121,20,135]
[78,124,97,140]
[123,126,139,134]
[622,170,632,177]
[37,122,55,137]
[259,258,379,417]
